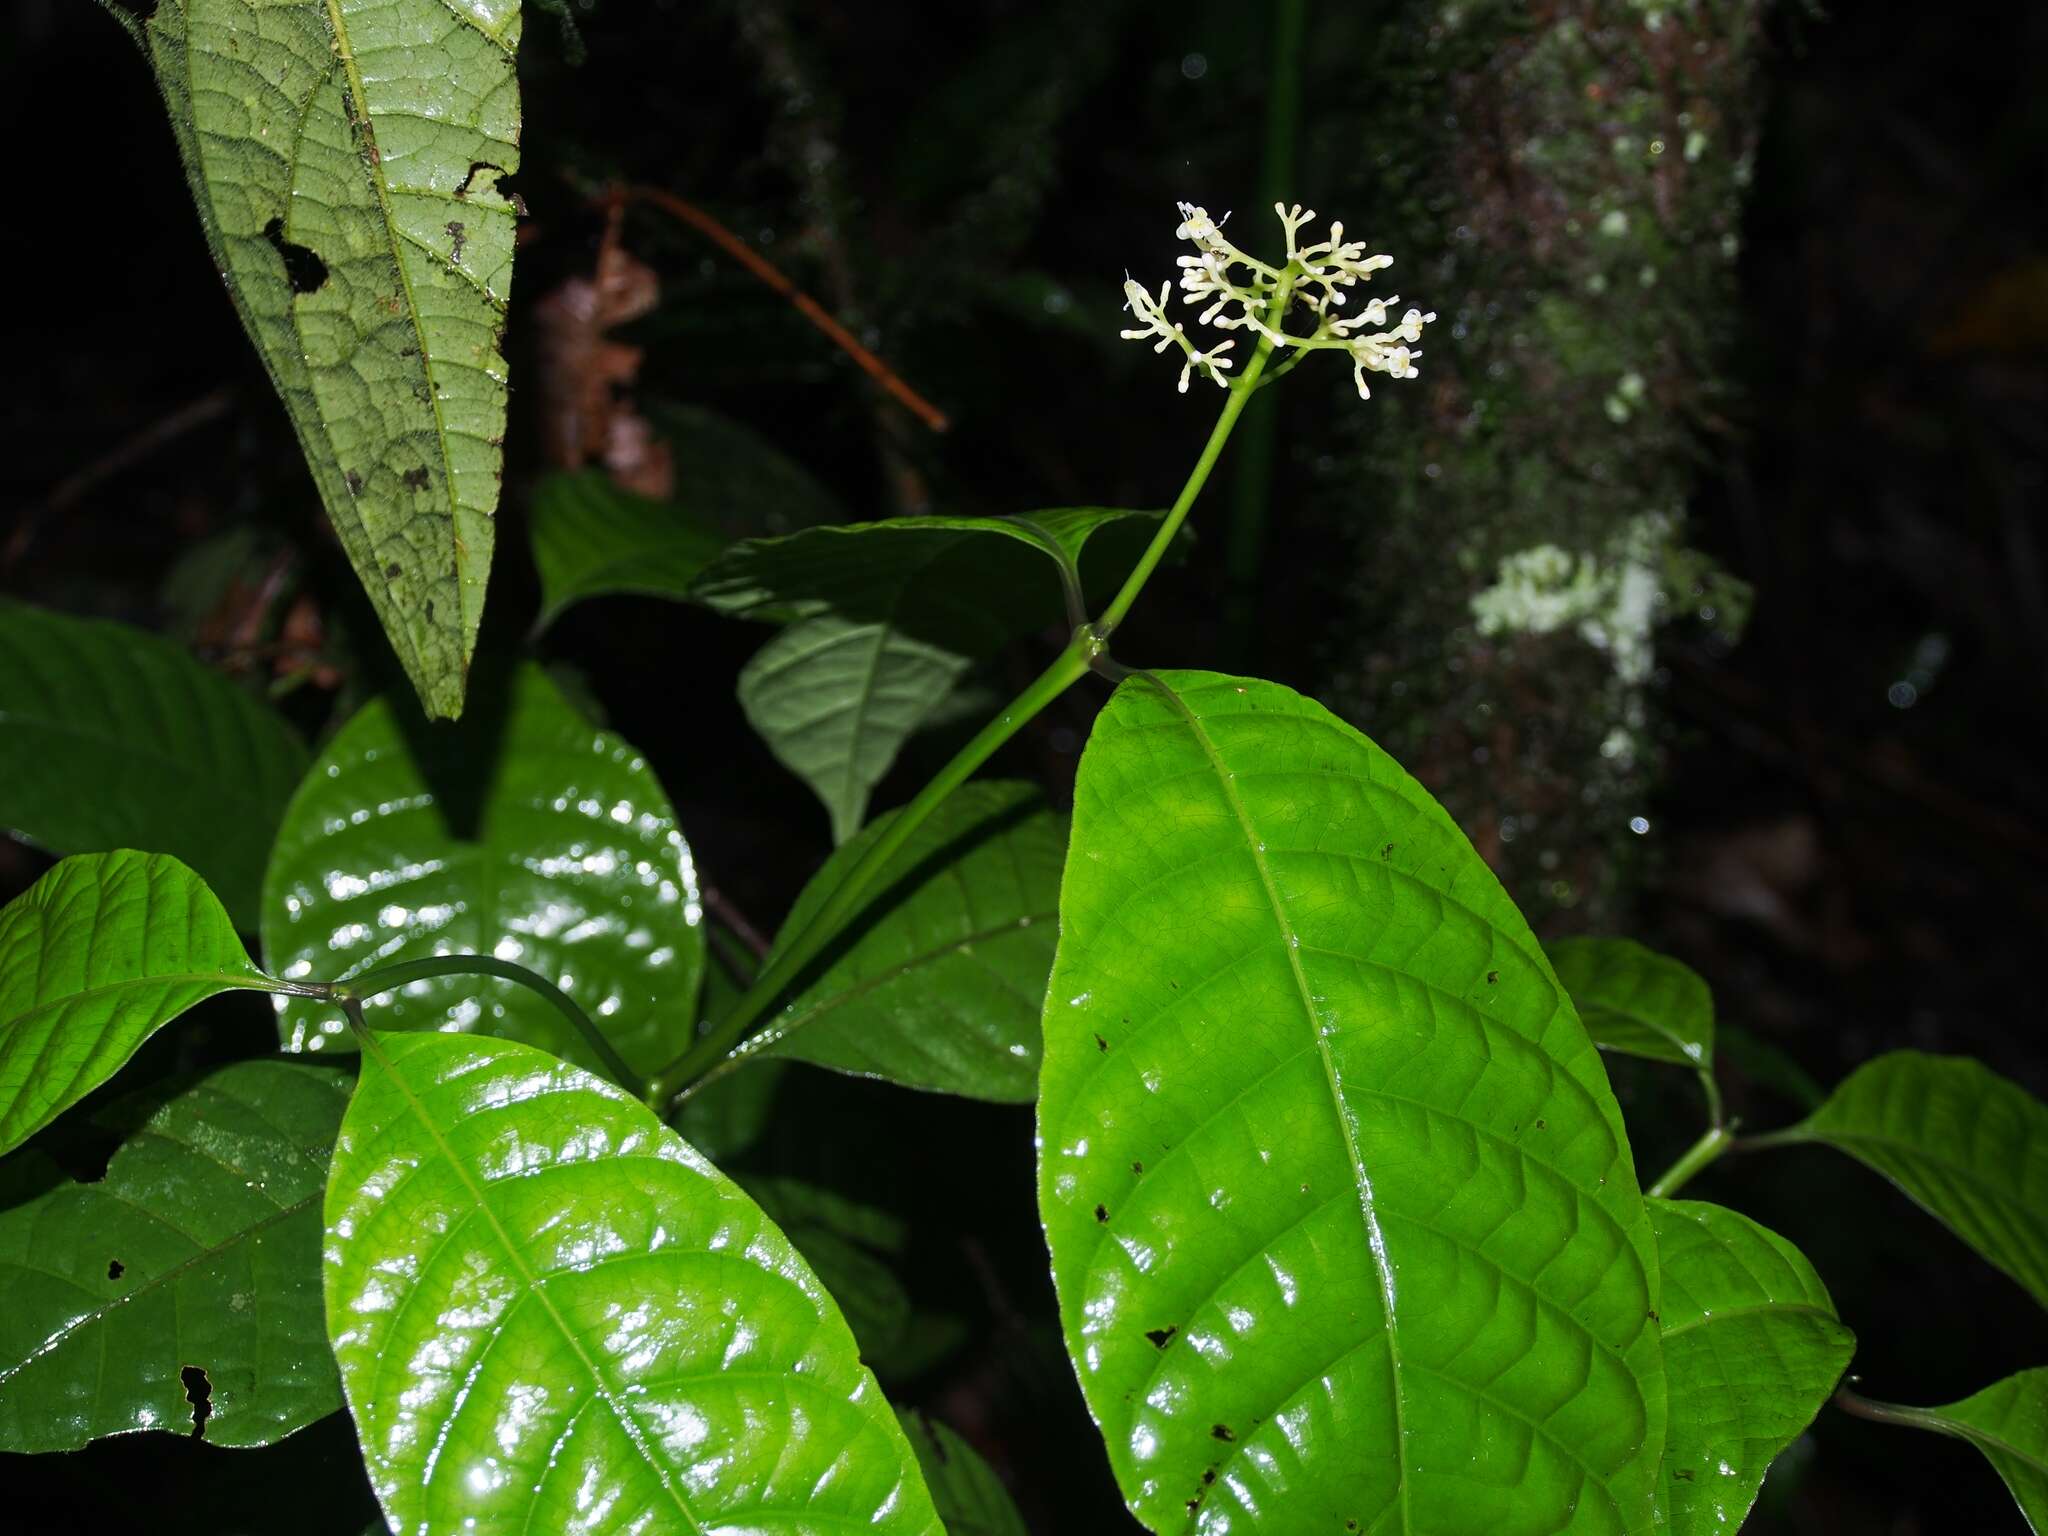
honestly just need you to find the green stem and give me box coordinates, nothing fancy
[1646,1123,1734,1199]
[650,363,1277,1106]
[339,955,637,1094]
[1098,331,1279,639]
[1832,1387,1963,1439]
[1698,1067,1726,1130]
[649,637,1096,1106]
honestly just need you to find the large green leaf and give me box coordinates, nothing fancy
[725,781,1062,1101]
[1649,1199,1854,1535]
[1888,1371,2048,1533]
[0,604,309,931]
[325,1030,941,1535]
[1038,671,1665,1535]
[695,509,1149,843]
[1549,936,1714,1070]
[529,408,845,630]
[136,0,522,718]
[0,1059,350,1450]
[1757,1051,2048,1308]
[0,852,281,1158]
[264,666,705,1077]
[894,1408,1030,1536]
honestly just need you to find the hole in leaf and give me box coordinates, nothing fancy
[456,160,505,199]
[262,218,328,294]
[1144,1326,1176,1349]
[1094,1204,1108,1223]
[106,1259,124,1280]
[180,1365,212,1439]
[1211,1423,1234,1442]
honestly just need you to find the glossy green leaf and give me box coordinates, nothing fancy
[137,0,522,718]
[894,1408,1030,1536]
[0,604,309,931]
[528,407,845,630]
[0,1059,350,1449]
[1649,1199,1854,1535]
[1893,1371,2048,1533]
[1039,670,1665,1535]
[0,852,280,1158]
[696,509,1149,842]
[325,1030,941,1535]
[731,782,1063,1101]
[1760,1051,2048,1308]
[528,472,727,633]
[1549,936,1714,1070]
[264,666,705,1077]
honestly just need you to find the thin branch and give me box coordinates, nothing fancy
[611,184,949,434]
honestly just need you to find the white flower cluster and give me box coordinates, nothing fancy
[1120,201,1436,398]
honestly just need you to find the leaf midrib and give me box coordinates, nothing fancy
[1141,673,1415,1534]
[3,970,270,1038]
[359,1034,710,1535]
[1659,1298,1841,1342]
[320,0,471,652]
[0,1188,314,1390]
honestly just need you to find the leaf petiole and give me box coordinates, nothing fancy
[336,955,638,1095]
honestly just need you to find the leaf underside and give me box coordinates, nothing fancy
[263,665,706,1078]
[1650,1199,1855,1536]
[1782,1051,2048,1309]
[0,851,271,1159]
[746,780,1065,1101]
[0,1060,350,1450]
[0,603,309,931]
[1548,936,1714,1070]
[142,0,522,718]
[1039,670,1665,1535]
[695,509,1150,843]
[324,1030,941,1536]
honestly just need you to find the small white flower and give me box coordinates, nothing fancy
[1119,200,1435,402]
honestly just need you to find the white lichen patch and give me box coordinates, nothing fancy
[1470,512,1675,693]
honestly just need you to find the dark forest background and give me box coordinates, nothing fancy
[4,0,2045,1530]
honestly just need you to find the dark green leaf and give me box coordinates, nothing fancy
[527,407,846,631]
[0,603,308,931]
[1039,671,1665,1534]
[894,1408,1030,1536]
[325,1030,941,1535]
[695,509,1149,842]
[140,0,522,717]
[528,472,727,633]
[263,666,705,1078]
[1650,1199,1854,1535]
[0,852,279,1157]
[0,1060,349,1449]
[1549,936,1714,1070]
[1761,1051,2048,1308]
[735,782,1063,1101]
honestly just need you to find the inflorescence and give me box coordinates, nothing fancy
[1120,201,1436,398]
